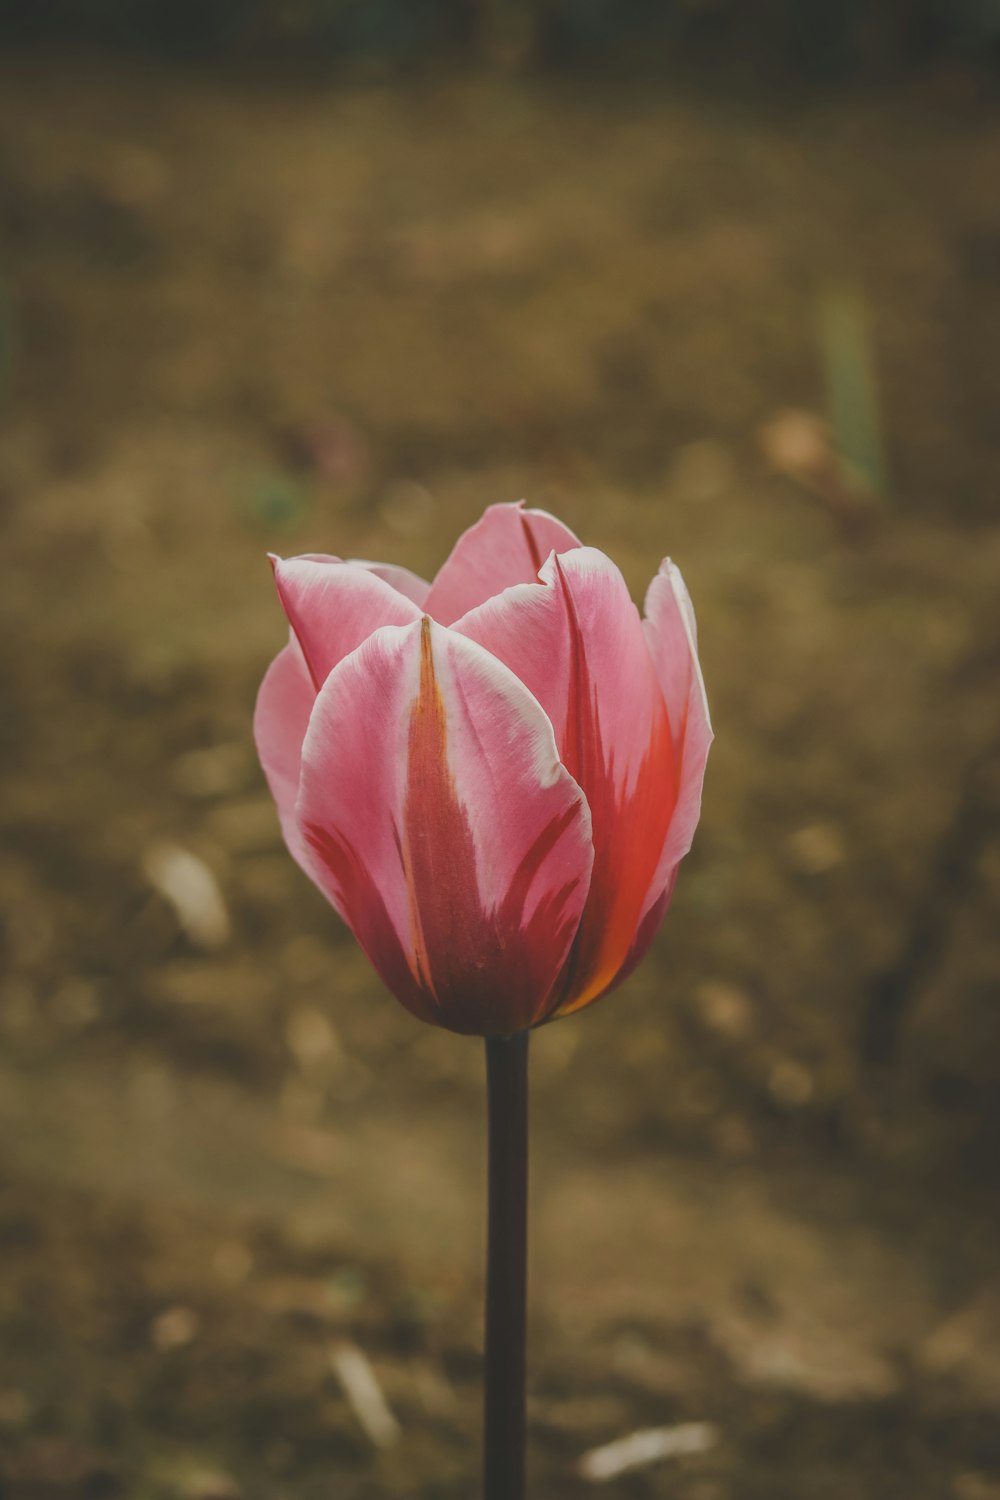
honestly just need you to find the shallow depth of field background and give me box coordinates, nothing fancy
[1,5,999,1497]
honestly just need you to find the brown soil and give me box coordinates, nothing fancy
[1,53,999,1499]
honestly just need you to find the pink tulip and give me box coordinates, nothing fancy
[255,502,711,1037]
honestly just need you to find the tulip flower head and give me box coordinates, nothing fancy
[255,503,711,1037]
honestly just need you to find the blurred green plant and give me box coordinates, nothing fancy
[817,280,888,503]
[235,470,311,530]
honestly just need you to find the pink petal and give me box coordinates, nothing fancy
[568,561,712,996]
[642,558,713,882]
[348,559,432,609]
[423,501,582,625]
[453,547,676,1018]
[294,617,594,1035]
[593,559,712,984]
[253,637,318,878]
[271,555,422,690]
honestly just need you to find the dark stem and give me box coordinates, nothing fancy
[483,1031,529,1500]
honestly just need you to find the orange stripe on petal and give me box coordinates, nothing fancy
[401,617,482,1006]
[552,699,674,1016]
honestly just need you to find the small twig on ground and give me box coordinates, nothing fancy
[578,1421,719,1483]
[142,841,230,950]
[329,1339,401,1450]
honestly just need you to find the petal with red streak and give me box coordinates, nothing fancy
[271,555,422,690]
[294,617,594,1035]
[453,547,676,1017]
[601,561,712,987]
[423,501,581,625]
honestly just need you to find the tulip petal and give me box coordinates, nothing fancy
[348,559,432,609]
[606,871,676,992]
[271,555,422,690]
[423,500,582,625]
[642,559,713,884]
[253,637,318,878]
[453,547,676,1017]
[295,617,594,1035]
[575,562,712,994]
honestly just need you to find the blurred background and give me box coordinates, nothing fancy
[1,4,999,1497]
